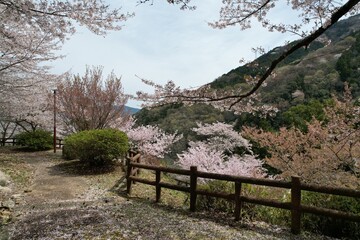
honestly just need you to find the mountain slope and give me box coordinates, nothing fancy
[260,33,359,108]
[135,14,360,132]
[209,14,360,110]
[125,106,140,114]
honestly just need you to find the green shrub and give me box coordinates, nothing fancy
[15,129,53,151]
[62,144,77,160]
[301,192,360,239]
[63,129,129,166]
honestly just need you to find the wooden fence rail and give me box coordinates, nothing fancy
[0,137,64,148]
[126,155,360,235]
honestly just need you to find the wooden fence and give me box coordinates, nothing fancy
[0,137,64,148]
[126,153,360,235]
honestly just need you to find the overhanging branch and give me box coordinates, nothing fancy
[226,0,360,108]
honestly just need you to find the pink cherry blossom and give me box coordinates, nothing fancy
[125,123,182,158]
[177,122,266,178]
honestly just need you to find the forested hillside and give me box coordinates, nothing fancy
[212,14,360,106]
[135,14,360,132]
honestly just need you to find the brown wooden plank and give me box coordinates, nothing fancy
[130,162,191,175]
[240,196,291,210]
[190,166,198,212]
[197,171,292,189]
[234,181,242,221]
[126,158,132,195]
[301,205,360,222]
[159,182,190,193]
[129,176,156,186]
[155,170,161,202]
[291,176,301,235]
[196,189,234,200]
[301,183,360,198]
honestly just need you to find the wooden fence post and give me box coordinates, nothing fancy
[136,155,141,176]
[190,166,198,212]
[156,170,161,202]
[234,181,242,221]
[291,176,301,234]
[126,158,132,195]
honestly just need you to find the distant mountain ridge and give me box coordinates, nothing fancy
[322,14,360,42]
[125,106,140,114]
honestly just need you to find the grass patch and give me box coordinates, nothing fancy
[130,169,188,208]
[0,149,34,189]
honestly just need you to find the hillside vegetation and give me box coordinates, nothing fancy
[136,14,360,132]
[134,14,360,190]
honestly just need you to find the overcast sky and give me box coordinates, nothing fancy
[50,1,300,108]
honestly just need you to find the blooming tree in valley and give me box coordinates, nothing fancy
[191,122,252,153]
[126,122,182,158]
[177,122,266,178]
[242,86,360,188]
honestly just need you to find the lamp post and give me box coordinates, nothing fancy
[53,89,57,153]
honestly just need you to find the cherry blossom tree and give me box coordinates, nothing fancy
[56,66,129,133]
[0,1,133,122]
[0,0,132,77]
[0,120,18,145]
[177,122,266,178]
[0,74,56,133]
[10,93,53,132]
[0,0,132,69]
[1,1,131,40]
[242,86,360,188]
[133,77,279,115]
[125,121,182,158]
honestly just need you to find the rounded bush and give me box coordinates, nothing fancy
[63,129,129,166]
[15,129,53,151]
[62,144,77,160]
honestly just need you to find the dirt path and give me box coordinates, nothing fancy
[1,150,129,239]
[21,154,88,205]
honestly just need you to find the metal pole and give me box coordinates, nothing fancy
[53,89,57,153]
